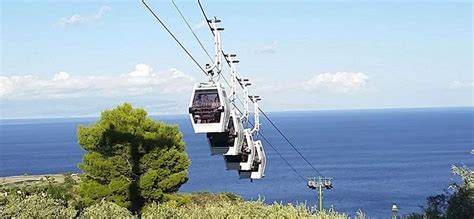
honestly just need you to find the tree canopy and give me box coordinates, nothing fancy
[76,103,190,213]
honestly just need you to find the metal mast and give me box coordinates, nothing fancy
[307,177,333,212]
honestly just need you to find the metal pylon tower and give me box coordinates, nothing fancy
[307,177,333,212]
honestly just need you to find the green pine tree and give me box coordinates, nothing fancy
[76,103,190,213]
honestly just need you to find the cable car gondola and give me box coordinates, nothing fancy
[238,140,266,180]
[207,109,244,156]
[188,82,230,134]
[223,126,252,170]
[251,140,267,179]
[236,130,256,171]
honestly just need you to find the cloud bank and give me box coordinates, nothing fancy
[0,64,195,99]
[304,72,369,94]
[57,6,111,27]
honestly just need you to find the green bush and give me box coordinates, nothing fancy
[0,194,77,218]
[142,199,348,218]
[80,200,134,218]
[184,192,242,206]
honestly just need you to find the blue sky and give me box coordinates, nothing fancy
[1,0,472,118]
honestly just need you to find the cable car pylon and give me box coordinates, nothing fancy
[307,177,333,212]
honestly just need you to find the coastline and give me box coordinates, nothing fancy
[0,173,78,186]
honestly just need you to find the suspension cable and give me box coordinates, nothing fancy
[259,109,324,178]
[232,106,305,183]
[260,131,307,183]
[197,0,233,69]
[141,0,208,75]
[171,0,213,62]
[220,75,307,183]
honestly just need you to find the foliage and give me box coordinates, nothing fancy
[405,213,425,219]
[142,198,348,219]
[355,209,366,219]
[0,181,349,218]
[0,174,76,205]
[80,200,134,218]
[446,163,473,218]
[417,152,474,218]
[423,193,448,218]
[184,192,243,205]
[0,194,77,218]
[0,174,80,217]
[76,103,190,213]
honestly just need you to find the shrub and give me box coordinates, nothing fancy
[0,194,77,218]
[142,198,348,218]
[80,200,134,218]
[0,176,76,206]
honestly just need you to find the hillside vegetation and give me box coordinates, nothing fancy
[0,176,349,218]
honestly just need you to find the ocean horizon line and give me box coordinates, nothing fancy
[1,105,473,121]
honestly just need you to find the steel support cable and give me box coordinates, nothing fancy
[260,131,307,183]
[197,0,233,69]
[142,0,208,75]
[258,119,344,208]
[232,77,327,178]
[220,80,305,183]
[258,108,325,178]
[244,118,307,183]
[171,0,213,62]
[259,108,347,208]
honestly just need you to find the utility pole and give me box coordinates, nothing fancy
[307,177,333,212]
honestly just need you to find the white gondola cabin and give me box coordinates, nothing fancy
[222,124,250,170]
[207,110,244,156]
[224,129,255,171]
[251,140,266,179]
[239,140,266,180]
[188,82,230,133]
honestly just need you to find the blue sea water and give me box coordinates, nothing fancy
[0,107,473,218]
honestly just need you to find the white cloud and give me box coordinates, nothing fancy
[53,72,71,81]
[192,19,208,30]
[449,80,474,89]
[254,41,278,55]
[57,6,111,27]
[304,72,369,94]
[255,47,275,55]
[0,64,195,99]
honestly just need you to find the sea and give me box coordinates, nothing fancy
[1,107,473,218]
